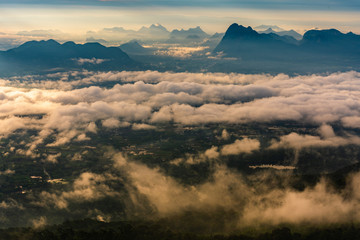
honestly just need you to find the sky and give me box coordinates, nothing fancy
[1,0,360,42]
[1,0,360,10]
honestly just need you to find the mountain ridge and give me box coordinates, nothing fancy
[0,39,139,74]
[215,23,360,60]
[119,41,154,55]
[258,28,302,40]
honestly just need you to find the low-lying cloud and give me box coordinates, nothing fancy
[113,152,360,228]
[0,70,360,231]
[74,58,109,65]
[27,151,360,231]
[1,70,360,158]
[269,124,360,150]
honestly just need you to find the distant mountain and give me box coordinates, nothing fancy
[199,33,225,49]
[213,23,360,73]
[258,28,303,40]
[210,32,225,39]
[214,23,298,60]
[301,29,360,54]
[119,41,155,55]
[138,24,169,35]
[100,27,136,34]
[87,24,170,42]
[86,24,211,44]
[169,26,210,41]
[86,37,109,45]
[17,29,63,38]
[254,25,284,32]
[0,39,138,75]
[5,39,130,61]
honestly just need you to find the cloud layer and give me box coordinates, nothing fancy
[22,151,360,232]
[0,70,360,230]
[0,70,360,157]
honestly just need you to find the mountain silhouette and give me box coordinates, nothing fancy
[119,41,154,55]
[88,24,170,42]
[210,32,224,39]
[214,23,360,64]
[258,28,302,40]
[86,37,109,45]
[138,24,169,35]
[300,29,360,55]
[0,39,138,75]
[254,25,284,32]
[214,23,298,60]
[170,26,210,41]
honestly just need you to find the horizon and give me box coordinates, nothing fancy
[1,3,360,35]
[1,19,360,51]
[1,0,360,52]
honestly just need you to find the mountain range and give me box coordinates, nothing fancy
[87,24,213,43]
[214,23,360,71]
[169,26,210,41]
[214,24,299,60]
[257,28,302,40]
[0,39,138,75]
[254,25,285,32]
[1,23,360,75]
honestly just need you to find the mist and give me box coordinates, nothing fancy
[0,70,360,234]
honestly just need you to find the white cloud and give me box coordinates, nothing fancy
[1,71,360,158]
[249,165,296,170]
[155,46,209,58]
[342,116,360,128]
[36,172,121,210]
[221,138,260,155]
[86,122,97,133]
[0,169,15,175]
[220,129,230,140]
[2,70,360,230]
[132,123,156,130]
[204,146,220,159]
[74,58,108,65]
[32,216,47,229]
[269,125,360,150]
[109,152,360,227]
[169,138,260,166]
[45,153,61,163]
[102,118,121,128]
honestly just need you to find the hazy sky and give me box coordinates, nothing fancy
[0,1,360,35]
[1,0,360,10]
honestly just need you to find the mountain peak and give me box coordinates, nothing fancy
[84,42,104,47]
[43,39,59,44]
[223,23,258,39]
[35,39,61,47]
[13,39,61,51]
[150,23,167,31]
[169,26,209,40]
[62,41,76,47]
[121,40,142,48]
[254,25,284,32]
[173,26,204,33]
[2,39,136,73]
[302,28,344,43]
[119,40,153,55]
[140,24,169,33]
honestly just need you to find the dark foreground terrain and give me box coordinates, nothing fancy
[2,219,360,240]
